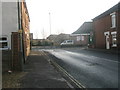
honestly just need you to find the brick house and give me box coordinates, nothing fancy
[93,2,120,49]
[71,22,94,47]
[1,0,30,71]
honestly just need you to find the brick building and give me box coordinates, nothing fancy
[1,0,30,71]
[21,0,30,60]
[71,22,94,47]
[93,2,120,49]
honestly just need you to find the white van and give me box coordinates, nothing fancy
[60,40,74,45]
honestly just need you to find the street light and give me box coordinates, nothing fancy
[49,12,51,35]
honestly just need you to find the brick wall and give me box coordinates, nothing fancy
[2,50,12,72]
[117,11,120,49]
[70,35,89,46]
[11,32,23,71]
[21,1,30,60]
[2,32,23,72]
[93,11,119,49]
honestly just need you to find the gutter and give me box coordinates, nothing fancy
[17,1,20,29]
[70,34,90,36]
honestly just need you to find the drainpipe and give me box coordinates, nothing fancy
[117,2,120,53]
[18,0,23,71]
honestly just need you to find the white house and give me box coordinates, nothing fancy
[0,1,19,50]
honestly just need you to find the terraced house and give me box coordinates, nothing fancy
[93,2,120,50]
[1,0,30,71]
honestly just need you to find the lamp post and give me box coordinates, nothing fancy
[49,12,51,35]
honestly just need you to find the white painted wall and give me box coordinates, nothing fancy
[2,2,18,49]
[0,1,2,89]
[0,4,1,30]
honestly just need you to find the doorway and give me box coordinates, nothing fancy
[104,32,110,49]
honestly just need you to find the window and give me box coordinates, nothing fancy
[81,36,84,41]
[76,35,84,41]
[76,36,80,41]
[111,32,117,47]
[110,12,116,28]
[0,36,8,50]
[67,40,73,43]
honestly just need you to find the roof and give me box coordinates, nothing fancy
[93,2,120,20]
[72,22,93,34]
[47,34,58,38]
[47,34,58,40]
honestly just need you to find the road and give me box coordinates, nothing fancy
[43,48,119,88]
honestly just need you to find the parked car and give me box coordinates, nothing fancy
[60,40,74,46]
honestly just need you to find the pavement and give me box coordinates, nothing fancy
[61,46,119,56]
[20,50,73,88]
[85,47,119,55]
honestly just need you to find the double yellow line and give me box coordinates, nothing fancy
[43,51,86,89]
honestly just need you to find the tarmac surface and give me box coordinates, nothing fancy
[20,50,72,88]
[44,48,119,88]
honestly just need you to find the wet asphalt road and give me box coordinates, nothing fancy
[43,48,119,88]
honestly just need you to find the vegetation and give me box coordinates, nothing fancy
[32,40,53,46]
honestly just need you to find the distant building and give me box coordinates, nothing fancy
[32,39,53,46]
[93,2,120,49]
[32,39,43,46]
[30,33,33,41]
[71,22,94,47]
[29,33,33,49]
[55,33,70,45]
[47,34,58,42]
[47,33,71,46]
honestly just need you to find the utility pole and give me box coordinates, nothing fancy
[49,12,51,35]
[43,28,45,39]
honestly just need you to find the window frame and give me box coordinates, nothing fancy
[81,36,84,41]
[0,36,8,50]
[111,31,117,47]
[110,12,116,28]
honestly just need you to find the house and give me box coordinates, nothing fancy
[1,0,30,71]
[71,22,94,47]
[93,2,120,49]
[47,34,58,42]
[47,33,71,46]
[54,33,70,45]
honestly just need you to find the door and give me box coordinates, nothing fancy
[104,32,110,49]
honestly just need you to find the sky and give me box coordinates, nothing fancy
[26,0,120,39]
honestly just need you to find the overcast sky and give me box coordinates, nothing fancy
[26,0,120,39]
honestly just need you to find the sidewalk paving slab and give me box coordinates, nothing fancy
[20,51,73,88]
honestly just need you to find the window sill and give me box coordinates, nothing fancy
[111,27,116,29]
[0,48,9,50]
[112,45,117,47]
